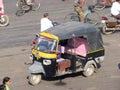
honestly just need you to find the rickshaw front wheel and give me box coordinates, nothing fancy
[83,64,95,77]
[29,74,42,85]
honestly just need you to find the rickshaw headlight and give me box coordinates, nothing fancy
[43,59,51,65]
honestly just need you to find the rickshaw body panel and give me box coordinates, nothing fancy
[29,57,57,77]
[32,49,57,59]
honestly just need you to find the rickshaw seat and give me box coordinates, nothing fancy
[57,59,71,72]
[65,37,88,57]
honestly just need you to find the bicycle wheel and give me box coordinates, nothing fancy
[94,4,106,11]
[16,0,26,16]
[16,10,25,16]
[94,0,112,11]
[64,13,80,23]
[32,0,40,11]
[85,11,100,25]
[102,24,115,34]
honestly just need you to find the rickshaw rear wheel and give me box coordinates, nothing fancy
[83,64,95,77]
[29,74,42,85]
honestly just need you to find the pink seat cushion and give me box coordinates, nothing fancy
[65,37,88,57]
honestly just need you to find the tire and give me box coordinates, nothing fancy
[83,64,95,77]
[0,15,9,27]
[16,10,25,16]
[85,11,100,25]
[32,0,40,11]
[29,74,42,85]
[93,0,106,11]
[94,4,106,11]
[64,13,80,23]
[102,25,115,35]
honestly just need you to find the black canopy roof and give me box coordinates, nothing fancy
[46,21,98,40]
[45,21,104,51]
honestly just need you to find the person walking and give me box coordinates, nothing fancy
[40,13,53,32]
[0,77,11,90]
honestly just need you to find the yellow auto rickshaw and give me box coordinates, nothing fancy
[28,21,105,85]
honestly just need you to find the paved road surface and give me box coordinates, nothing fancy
[0,0,120,90]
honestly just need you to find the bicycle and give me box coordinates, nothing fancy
[64,3,100,25]
[16,0,40,16]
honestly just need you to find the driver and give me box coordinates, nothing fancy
[111,0,120,19]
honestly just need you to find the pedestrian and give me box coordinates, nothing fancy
[0,77,11,90]
[111,0,120,19]
[40,13,53,32]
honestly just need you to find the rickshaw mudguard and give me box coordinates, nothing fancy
[29,61,45,74]
[83,60,97,70]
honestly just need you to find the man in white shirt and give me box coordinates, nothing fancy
[40,13,53,32]
[111,0,120,19]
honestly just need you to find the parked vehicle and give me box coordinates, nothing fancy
[28,21,105,85]
[101,15,120,34]
[16,0,40,16]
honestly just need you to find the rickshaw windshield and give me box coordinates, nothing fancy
[35,36,57,53]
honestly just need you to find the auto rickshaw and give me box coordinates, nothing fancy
[28,21,105,85]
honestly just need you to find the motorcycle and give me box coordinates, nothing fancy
[0,9,9,27]
[101,15,120,34]
[16,0,40,16]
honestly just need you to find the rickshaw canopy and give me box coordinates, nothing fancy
[44,21,104,52]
